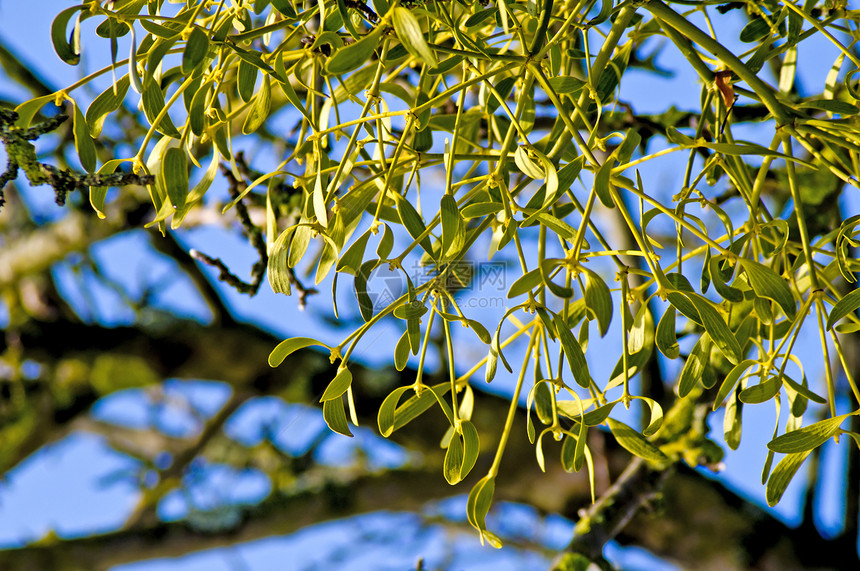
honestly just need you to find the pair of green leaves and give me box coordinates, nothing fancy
[764,412,860,506]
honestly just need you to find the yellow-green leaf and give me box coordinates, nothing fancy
[268,336,328,367]
[72,100,96,173]
[392,7,437,68]
[323,396,354,437]
[767,414,849,453]
[766,450,811,506]
[826,288,860,330]
[320,368,353,401]
[738,259,796,319]
[86,74,131,137]
[160,146,188,209]
[182,26,209,74]
[607,418,670,465]
[326,27,382,75]
[242,73,271,135]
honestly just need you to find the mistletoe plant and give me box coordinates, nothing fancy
[5,0,860,559]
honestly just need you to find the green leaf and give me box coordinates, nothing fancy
[685,293,741,364]
[782,373,826,404]
[533,381,553,424]
[767,415,849,453]
[268,226,294,295]
[392,383,450,432]
[714,359,759,410]
[326,27,382,75]
[486,76,515,114]
[440,194,465,259]
[323,396,354,437]
[581,401,619,426]
[86,74,131,137]
[593,159,614,208]
[507,268,542,298]
[392,7,437,67]
[160,146,188,209]
[466,475,496,542]
[724,391,743,450]
[86,159,124,218]
[667,286,707,327]
[738,259,796,319]
[547,75,585,94]
[678,334,711,397]
[584,270,613,337]
[444,431,465,484]
[460,420,480,479]
[533,213,577,241]
[553,313,591,388]
[628,304,653,355]
[634,397,664,437]
[337,229,371,275]
[182,26,210,74]
[141,79,180,138]
[739,18,771,43]
[799,99,860,115]
[72,100,96,173]
[766,450,811,506]
[395,193,434,257]
[378,385,411,436]
[655,306,679,359]
[268,337,328,367]
[607,418,670,465]
[393,331,410,371]
[739,376,782,404]
[377,224,394,259]
[188,81,215,137]
[826,288,860,330]
[237,57,258,103]
[270,0,298,17]
[242,74,271,135]
[561,432,577,472]
[709,257,743,302]
[320,368,353,401]
[514,146,545,179]
[173,148,219,228]
[461,201,503,219]
[51,6,83,65]
[288,223,312,268]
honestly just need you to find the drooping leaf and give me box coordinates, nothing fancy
[766,450,811,506]
[71,100,96,173]
[392,7,438,68]
[269,337,328,367]
[584,270,613,337]
[738,259,796,319]
[553,313,591,388]
[326,27,383,75]
[51,6,84,65]
[320,368,353,401]
[86,74,131,137]
[607,418,670,465]
[323,396,354,437]
[767,414,850,453]
[826,288,860,330]
[655,306,679,359]
[182,25,210,74]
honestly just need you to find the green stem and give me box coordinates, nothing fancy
[645,0,792,125]
[529,0,554,56]
[488,328,538,477]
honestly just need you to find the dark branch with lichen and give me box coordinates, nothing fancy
[0,108,153,210]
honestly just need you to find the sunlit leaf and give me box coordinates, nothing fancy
[607,418,669,465]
